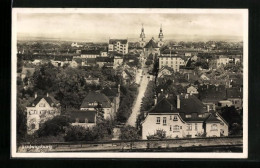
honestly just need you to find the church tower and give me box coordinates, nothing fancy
[158,24,164,47]
[139,24,146,48]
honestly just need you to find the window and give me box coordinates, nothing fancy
[180,126,182,129]
[170,125,172,131]
[187,124,192,130]
[173,125,179,131]
[39,103,45,107]
[163,117,167,125]
[195,123,198,130]
[156,117,160,124]
[170,115,172,120]
[220,122,224,126]
[186,115,191,118]
[211,124,218,131]
[31,124,36,129]
[173,115,178,121]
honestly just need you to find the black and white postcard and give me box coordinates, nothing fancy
[11,8,248,158]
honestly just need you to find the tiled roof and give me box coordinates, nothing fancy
[28,95,59,107]
[96,57,114,63]
[54,55,73,61]
[226,87,243,99]
[161,49,178,55]
[69,110,96,123]
[109,39,128,45]
[86,58,97,64]
[205,113,221,123]
[80,91,112,108]
[198,84,227,103]
[81,50,101,55]
[149,98,177,113]
[144,39,159,48]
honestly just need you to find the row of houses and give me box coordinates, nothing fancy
[26,86,120,134]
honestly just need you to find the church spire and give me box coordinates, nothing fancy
[140,23,145,40]
[158,24,164,40]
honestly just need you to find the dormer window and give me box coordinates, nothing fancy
[186,115,191,118]
[85,118,88,123]
[75,118,79,123]
[173,115,178,121]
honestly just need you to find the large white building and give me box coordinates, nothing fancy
[108,39,128,54]
[158,50,186,72]
[141,94,229,139]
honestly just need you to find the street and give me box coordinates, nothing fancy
[126,66,150,127]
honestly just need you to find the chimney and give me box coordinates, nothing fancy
[216,86,218,91]
[46,93,49,97]
[171,104,174,110]
[207,105,210,112]
[207,84,209,89]
[165,94,168,98]
[154,95,157,105]
[240,87,242,92]
[118,84,121,93]
[187,73,190,80]
[213,104,216,111]
[35,92,37,98]
[144,112,147,118]
[177,95,180,109]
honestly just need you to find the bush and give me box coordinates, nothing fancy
[37,115,70,137]
[64,126,87,141]
[147,129,166,140]
[120,126,140,140]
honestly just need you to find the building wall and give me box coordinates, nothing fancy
[26,98,60,134]
[81,54,99,58]
[142,114,185,139]
[206,123,221,137]
[187,86,198,95]
[228,98,243,109]
[159,56,182,72]
[108,41,128,54]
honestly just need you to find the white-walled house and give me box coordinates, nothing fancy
[26,93,61,134]
[141,94,228,139]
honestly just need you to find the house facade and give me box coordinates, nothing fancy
[26,93,61,134]
[70,110,97,128]
[141,94,228,139]
[108,39,128,54]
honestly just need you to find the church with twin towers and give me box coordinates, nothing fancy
[138,24,165,48]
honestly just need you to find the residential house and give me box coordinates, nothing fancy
[96,57,114,67]
[113,55,124,69]
[26,93,61,134]
[80,91,116,120]
[69,110,97,128]
[81,50,101,58]
[70,58,83,68]
[226,87,243,109]
[186,85,199,95]
[21,67,35,81]
[101,86,121,115]
[198,84,227,110]
[82,58,97,67]
[141,94,228,139]
[159,49,185,72]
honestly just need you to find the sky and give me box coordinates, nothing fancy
[16,13,244,42]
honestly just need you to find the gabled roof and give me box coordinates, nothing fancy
[149,98,177,114]
[28,95,59,107]
[69,110,96,123]
[109,39,128,45]
[205,113,221,123]
[144,39,159,48]
[80,91,112,108]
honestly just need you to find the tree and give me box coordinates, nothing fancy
[37,115,70,137]
[17,98,27,142]
[120,126,140,140]
[64,126,87,141]
[147,129,166,140]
